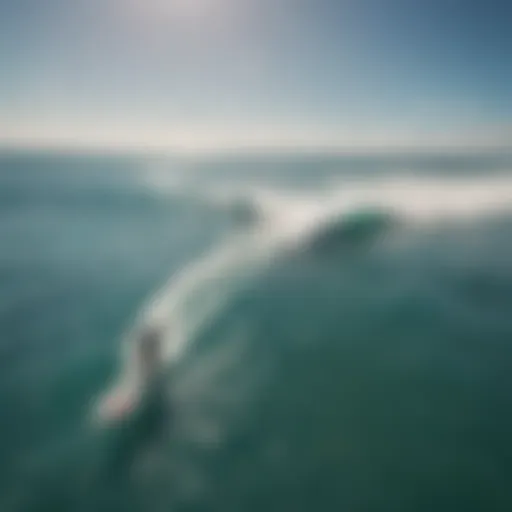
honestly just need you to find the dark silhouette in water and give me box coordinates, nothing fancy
[138,325,162,386]
[98,326,173,487]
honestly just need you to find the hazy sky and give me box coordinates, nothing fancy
[1,0,511,151]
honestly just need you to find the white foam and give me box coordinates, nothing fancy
[325,174,512,223]
[97,172,512,422]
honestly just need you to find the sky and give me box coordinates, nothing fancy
[0,0,511,151]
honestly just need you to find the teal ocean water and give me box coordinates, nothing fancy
[1,151,512,511]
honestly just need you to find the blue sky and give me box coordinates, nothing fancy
[1,0,511,151]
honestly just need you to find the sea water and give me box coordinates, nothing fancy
[1,151,512,511]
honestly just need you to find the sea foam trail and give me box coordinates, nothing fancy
[96,173,512,422]
[95,229,283,423]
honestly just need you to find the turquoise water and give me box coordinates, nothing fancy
[1,151,512,511]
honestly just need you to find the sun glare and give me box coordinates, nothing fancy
[124,0,237,30]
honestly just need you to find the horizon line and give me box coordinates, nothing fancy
[1,139,511,158]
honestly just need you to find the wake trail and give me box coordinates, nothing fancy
[96,172,512,423]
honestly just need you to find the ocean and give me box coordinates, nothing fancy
[1,150,512,512]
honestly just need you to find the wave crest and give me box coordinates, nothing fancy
[96,172,512,423]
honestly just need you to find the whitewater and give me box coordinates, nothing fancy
[97,171,512,423]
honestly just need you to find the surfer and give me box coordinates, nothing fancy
[97,327,171,481]
[97,325,167,423]
[137,325,162,386]
[136,325,171,418]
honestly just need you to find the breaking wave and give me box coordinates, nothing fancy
[96,172,512,423]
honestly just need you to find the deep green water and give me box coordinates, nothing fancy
[1,151,512,511]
